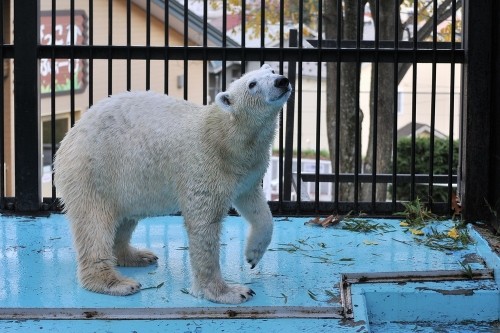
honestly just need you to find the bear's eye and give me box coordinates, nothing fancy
[249,81,257,89]
[271,70,275,74]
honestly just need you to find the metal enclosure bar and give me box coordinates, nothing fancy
[283,30,297,201]
[490,0,500,232]
[460,0,493,221]
[0,0,5,205]
[13,0,41,212]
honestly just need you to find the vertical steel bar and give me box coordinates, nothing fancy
[108,0,113,96]
[0,0,4,204]
[314,0,323,211]
[391,0,399,209]
[410,0,418,201]
[260,0,265,64]
[296,60,303,207]
[14,0,41,211]
[274,0,283,207]
[294,0,303,209]
[283,30,297,202]
[461,0,492,221]
[428,0,438,208]
[183,0,188,100]
[202,0,207,105]
[88,0,94,106]
[50,1,56,200]
[70,0,75,126]
[241,0,246,74]
[127,0,131,91]
[221,0,227,91]
[164,0,169,94]
[490,0,500,231]
[334,0,342,211]
[448,0,457,207]
[279,0,284,77]
[371,0,380,211]
[146,0,151,90]
[354,0,362,210]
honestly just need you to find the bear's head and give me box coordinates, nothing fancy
[215,64,292,122]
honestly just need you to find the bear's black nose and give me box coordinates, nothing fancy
[274,77,290,88]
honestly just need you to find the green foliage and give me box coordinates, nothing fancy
[398,197,439,226]
[342,214,394,233]
[413,226,472,251]
[394,137,459,202]
[397,199,473,251]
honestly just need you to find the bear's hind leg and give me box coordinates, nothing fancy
[114,217,158,267]
[184,209,255,304]
[70,210,142,296]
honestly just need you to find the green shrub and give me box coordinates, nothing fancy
[393,137,459,202]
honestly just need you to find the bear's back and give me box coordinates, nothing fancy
[54,91,206,216]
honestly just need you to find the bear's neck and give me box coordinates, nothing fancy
[203,106,278,163]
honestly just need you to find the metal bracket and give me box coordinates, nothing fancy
[340,269,494,319]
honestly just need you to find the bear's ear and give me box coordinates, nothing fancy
[215,92,234,113]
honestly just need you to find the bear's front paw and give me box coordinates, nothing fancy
[192,282,255,304]
[245,231,272,269]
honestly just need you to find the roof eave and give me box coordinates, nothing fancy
[131,0,240,48]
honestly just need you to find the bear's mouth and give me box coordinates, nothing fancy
[271,87,292,102]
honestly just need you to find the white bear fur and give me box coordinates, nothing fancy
[54,64,292,304]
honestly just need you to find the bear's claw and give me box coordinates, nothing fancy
[240,289,256,300]
[115,248,159,267]
[245,247,266,269]
[248,260,256,269]
[192,282,255,304]
[107,279,142,295]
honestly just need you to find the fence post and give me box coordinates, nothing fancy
[283,29,297,201]
[460,0,492,222]
[14,0,41,212]
[488,1,500,232]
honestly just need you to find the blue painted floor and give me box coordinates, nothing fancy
[0,214,499,332]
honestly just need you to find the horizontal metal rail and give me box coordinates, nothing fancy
[267,201,451,216]
[308,40,463,50]
[0,45,468,64]
[0,305,344,320]
[300,173,457,184]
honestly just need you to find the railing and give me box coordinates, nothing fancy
[0,1,498,226]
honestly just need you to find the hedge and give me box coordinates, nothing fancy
[393,136,459,202]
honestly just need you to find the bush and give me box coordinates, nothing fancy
[393,136,459,202]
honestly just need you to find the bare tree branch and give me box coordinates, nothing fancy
[398,0,463,85]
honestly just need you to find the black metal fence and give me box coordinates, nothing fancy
[0,1,498,225]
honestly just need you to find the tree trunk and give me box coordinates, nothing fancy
[361,0,403,202]
[360,0,461,202]
[325,0,364,202]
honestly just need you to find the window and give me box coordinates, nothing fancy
[42,115,71,166]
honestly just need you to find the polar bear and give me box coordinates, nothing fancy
[54,64,292,304]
